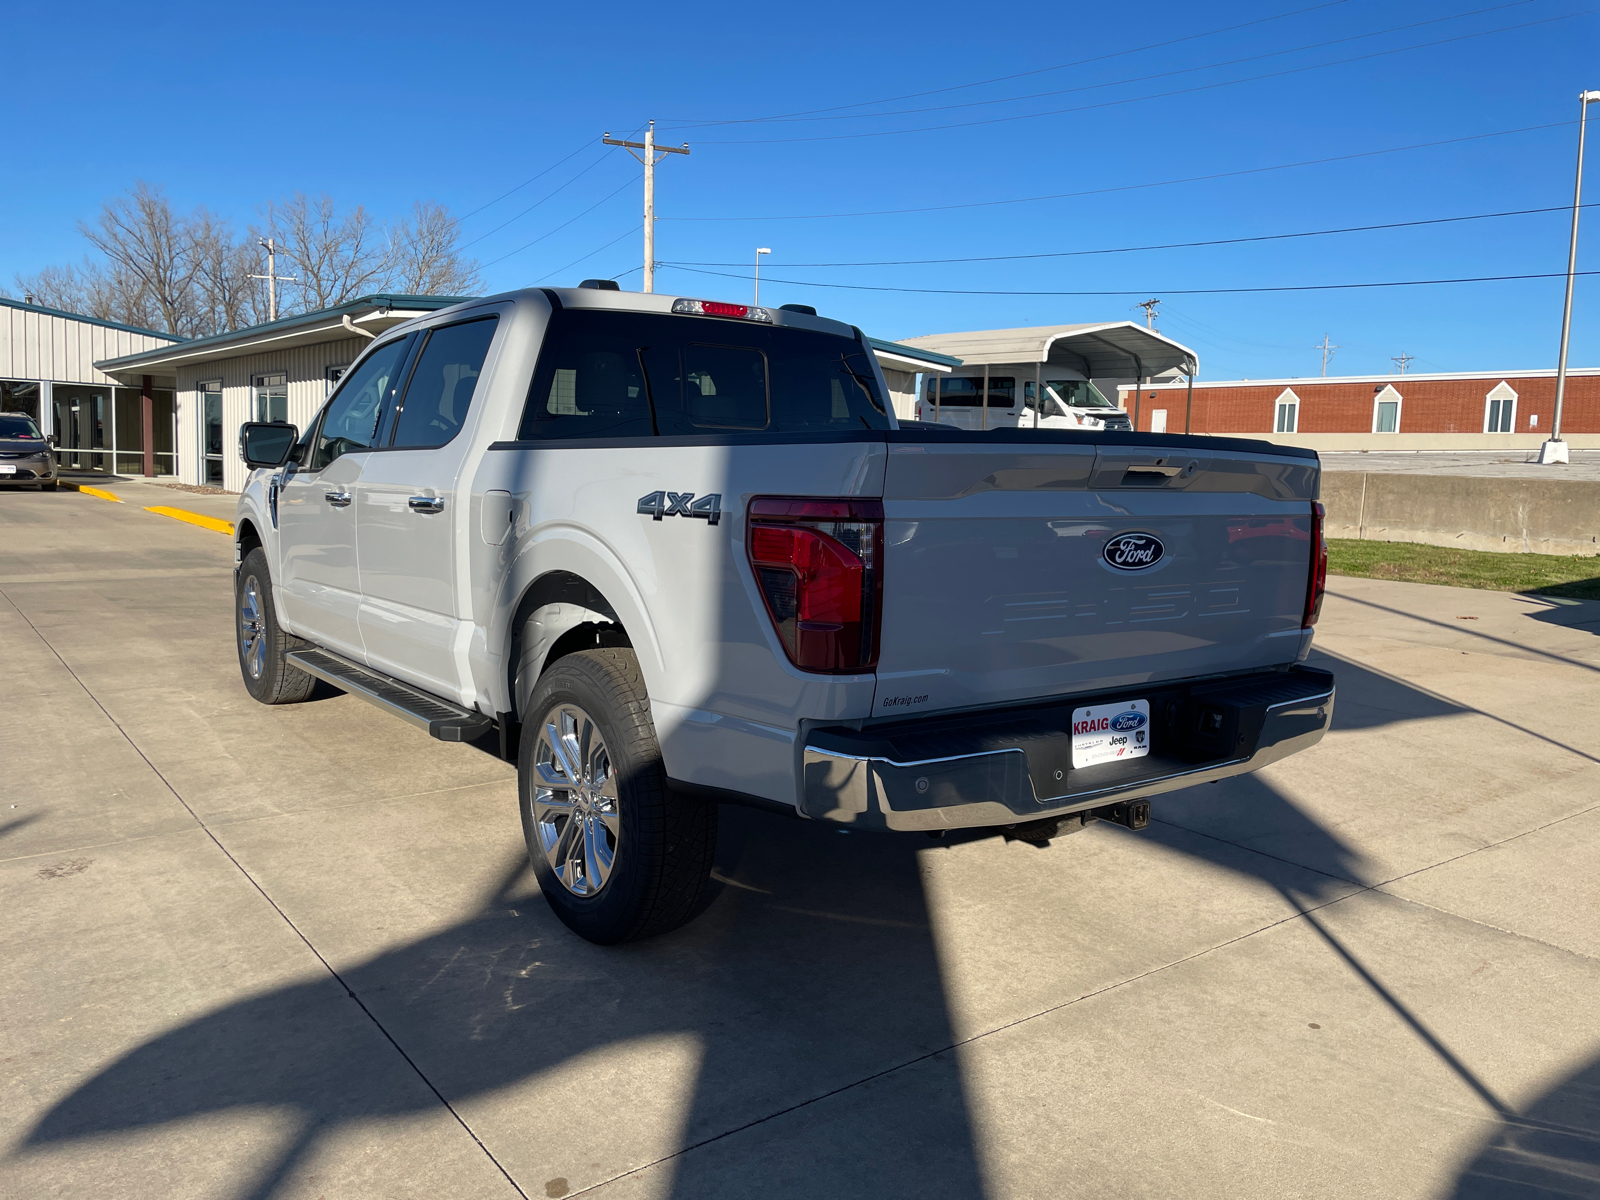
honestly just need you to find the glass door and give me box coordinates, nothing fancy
[201,383,224,486]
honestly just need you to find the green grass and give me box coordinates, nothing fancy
[1328,538,1600,600]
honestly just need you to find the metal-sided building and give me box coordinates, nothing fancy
[97,294,467,490]
[1,296,184,475]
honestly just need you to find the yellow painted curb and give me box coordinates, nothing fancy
[76,485,122,503]
[143,506,235,536]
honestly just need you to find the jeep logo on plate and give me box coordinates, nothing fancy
[1102,532,1164,571]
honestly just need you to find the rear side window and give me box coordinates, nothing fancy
[391,316,498,449]
[518,309,888,440]
[931,377,1013,406]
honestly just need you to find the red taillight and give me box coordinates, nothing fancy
[748,496,883,673]
[1303,500,1328,628]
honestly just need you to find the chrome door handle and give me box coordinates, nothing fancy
[408,496,445,514]
[324,491,352,507]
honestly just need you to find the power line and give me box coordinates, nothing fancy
[534,227,641,284]
[660,263,1600,297]
[459,152,617,250]
[689,10,1587,144]
[660,0,1357,129]
[479,177,637,269]
[671,0,1538,131]
[458,140,594,222]
[659,121,1572,222]
[664,202,1599,268]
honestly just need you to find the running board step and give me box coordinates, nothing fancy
[286,648,494,743]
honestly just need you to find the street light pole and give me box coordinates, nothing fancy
[1542,89,1600,466]
[755,247,770,305]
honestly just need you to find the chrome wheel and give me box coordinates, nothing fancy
[531,703,620,897]
[239,575,267,681]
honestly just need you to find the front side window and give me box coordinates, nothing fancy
[1045,380,1116,409]
[518,310,889,440]
[312,337,411,469]
[390,317,498,448]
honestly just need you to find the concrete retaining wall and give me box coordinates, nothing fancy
[1321,473,1600,556]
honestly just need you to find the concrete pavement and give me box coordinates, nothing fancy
[2,484,1598,1198]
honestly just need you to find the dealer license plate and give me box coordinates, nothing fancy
[0,465,14,474]
[1071,699,1151,769]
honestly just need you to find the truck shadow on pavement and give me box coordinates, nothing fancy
[19,810,986,1200]
[1445,1052,1600,1198]
[17,648,1599,1198]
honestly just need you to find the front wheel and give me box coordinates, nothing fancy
[519,649,715,944]
[236,547,316,705]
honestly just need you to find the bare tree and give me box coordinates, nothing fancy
[390,201,482,296]
[14,259,161,330]
[19,186,483,335]
[77,182,203,336]
[192,213,270,335]
[257,194,391,314]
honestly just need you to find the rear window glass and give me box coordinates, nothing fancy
[518,309,888,440]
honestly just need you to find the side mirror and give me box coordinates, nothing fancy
[240,421,300,469]
[46,432,58,447]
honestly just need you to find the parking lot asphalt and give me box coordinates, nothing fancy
[3,485,1598,1200]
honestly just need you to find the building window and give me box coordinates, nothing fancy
[201,382,224,486]
[253,373,288,423]
[1372,385,1402,433]
[326,365,349,396]
[1274,387,1300,433]
[1484,381,1516,433]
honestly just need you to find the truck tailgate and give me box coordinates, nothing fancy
[874,436,1320,715]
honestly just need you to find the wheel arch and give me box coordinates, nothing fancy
[236,517,264,562]
[505,569,636,721]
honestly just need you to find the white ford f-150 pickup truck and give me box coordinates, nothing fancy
[233,284,1334,944]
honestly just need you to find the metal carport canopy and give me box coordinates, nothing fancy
[899,322,1196,378]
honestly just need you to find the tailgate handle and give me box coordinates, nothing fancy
[1121,458,1201,486]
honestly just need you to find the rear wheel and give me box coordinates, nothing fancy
[236,547,316,705]
[519,648,715,944]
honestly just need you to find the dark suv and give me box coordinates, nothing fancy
[0,413,58,489]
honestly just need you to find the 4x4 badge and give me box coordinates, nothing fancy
[637,491,722,526]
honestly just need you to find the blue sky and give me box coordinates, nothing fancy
[3,0,1598,379]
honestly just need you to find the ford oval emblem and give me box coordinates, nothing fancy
[1109,710,1147,732]
[1103,532,1165,571]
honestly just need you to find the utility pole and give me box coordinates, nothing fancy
[1543,89,1600,465]
[1316,334,1339,377]
[755,247,771,305]
[1391,352,1415,375]
[603,121,690,293]
[250,238,297,322]
[1138,298,1160,329]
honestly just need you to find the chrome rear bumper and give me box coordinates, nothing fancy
[802,667,1333,832]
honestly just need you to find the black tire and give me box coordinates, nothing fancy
[236,547,316,705]
[519,648,716,944]
[42,479,59,492]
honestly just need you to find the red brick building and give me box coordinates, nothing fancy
[1117,369,1600,438]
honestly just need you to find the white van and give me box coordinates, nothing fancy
[913,373,1133,432]
[896,323,1194,436]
